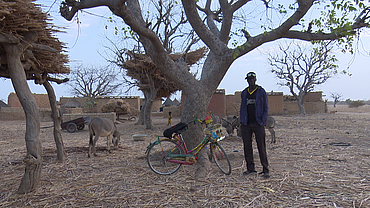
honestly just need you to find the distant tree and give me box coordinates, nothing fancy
[268,41,339,115]
[67,64,123,98]
[345,98,352,105]
[330,92,343,107]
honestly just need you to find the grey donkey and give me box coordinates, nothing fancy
[222,116,276,143]
[88,117,121,157]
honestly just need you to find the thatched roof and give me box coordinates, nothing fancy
[163,98,174,106]
[61,99,81,108]
[0,0,69,82]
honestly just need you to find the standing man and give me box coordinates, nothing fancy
[240,72,270,179]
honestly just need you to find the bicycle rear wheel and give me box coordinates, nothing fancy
[147,139,182,175]
[210,142,231,175]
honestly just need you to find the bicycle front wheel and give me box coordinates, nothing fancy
[147,139,182,175]
[210,142,231,175]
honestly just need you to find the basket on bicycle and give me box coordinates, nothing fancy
[204,124,222,141]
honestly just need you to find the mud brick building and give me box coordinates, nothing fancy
[1,90,326,120]
[8,92,50,108]
[223,90,326,116]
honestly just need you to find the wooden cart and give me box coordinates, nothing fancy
[61,116,90,133]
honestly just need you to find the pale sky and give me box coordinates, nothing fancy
[1,1,369,103]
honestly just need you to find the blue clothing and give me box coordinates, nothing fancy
[240,85,269,126]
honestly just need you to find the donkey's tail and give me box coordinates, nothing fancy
[89,133,93,145]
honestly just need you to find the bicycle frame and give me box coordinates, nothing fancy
[159,133,211,165]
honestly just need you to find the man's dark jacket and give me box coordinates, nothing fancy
[240,85,269,126]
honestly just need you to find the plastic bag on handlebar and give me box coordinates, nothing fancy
[163,122,188,138]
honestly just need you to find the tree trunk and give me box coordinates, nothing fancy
[142,90,155,130]
[181,89,213,178]
[135,100,145,125]
[4,43,43,194]
[43,81,66,161]
[297,93,307,115]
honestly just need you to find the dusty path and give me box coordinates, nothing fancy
[1,105,370,207]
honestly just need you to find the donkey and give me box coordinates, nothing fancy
[223,116,276,143]
[88,117,121,157]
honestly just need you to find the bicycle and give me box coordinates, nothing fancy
[145,113,232,175]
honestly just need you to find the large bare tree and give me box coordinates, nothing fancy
[60,0,370,177]
[67,64,123,98]
[105,0,201,129]
[268,41,339,115]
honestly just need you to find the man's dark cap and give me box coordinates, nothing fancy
[245,72,256,79]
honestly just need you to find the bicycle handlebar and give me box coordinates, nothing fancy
[187,118,204,124]
[188,112,214,125]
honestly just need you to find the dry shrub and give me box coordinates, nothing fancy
[348,100,365,108]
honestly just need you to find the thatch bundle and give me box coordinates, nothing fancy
[122,47,207,98]
[123,47,208,79]
[100,99,131,114]
[0,0,69,78]
[169,47,208,66]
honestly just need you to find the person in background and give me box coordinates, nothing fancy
[167,111,172,126]
[240,71,270,179]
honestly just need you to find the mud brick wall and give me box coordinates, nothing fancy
[62,112,116,123]
[60,96,142,113]
[162,106,181,118]
[62,108,83,115]
[267,92,284,115]
[152,99,163,112]
[226,102,240,117]
[207,89,226,118]
[225,94,235,104]
[180,89,227,118]
[8,92,51,108]
[152,112,163,117]
[60,97,85,107]
[304,92,323,102]
[141,98,162,112]
[234,91,242,104]
[283,101,326,114]
[0,107,52,121]
[225,91,284,116]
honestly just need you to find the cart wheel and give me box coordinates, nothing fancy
[77,123,85,130]
[66,123,77,133]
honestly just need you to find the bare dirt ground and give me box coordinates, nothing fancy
[1,105,370,207]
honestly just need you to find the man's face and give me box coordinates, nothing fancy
[247,76,256,86]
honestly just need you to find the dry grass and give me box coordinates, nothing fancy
[1,106,370,207]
